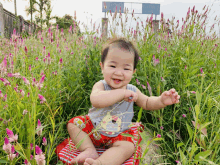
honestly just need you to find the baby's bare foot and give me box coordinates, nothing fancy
[84,158,101,165]
[70,148,99,165]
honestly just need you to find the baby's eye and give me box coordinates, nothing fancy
[110,65,115,68]
[124,69,129,70]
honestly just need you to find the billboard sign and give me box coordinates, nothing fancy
[102,1,160,15]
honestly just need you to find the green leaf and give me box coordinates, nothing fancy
[195,104,200,118]
[137,107,143,122]
[177,142,184,148]
[179,148,187,164]
[121,133,134,138]
[196,91,202,106]
[173,116,176,123]
[153,138,163,141]
[194,150,212,161]
[0,160,8,163]
[186,122,193,139]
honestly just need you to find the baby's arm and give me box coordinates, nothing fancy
[135,87,180,111]
[90,81,125,108]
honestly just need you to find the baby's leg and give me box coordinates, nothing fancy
[84,141,135,165]
[67,123,99,165]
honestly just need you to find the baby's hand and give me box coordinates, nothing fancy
[160,88,180,106]
[124,90,138,102]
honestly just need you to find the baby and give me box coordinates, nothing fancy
[67,37,180,165]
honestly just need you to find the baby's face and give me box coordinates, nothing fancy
[100,45,136,90]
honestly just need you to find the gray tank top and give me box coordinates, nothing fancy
[88,79,137,137]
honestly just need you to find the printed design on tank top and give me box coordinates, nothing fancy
[100,112,122,135]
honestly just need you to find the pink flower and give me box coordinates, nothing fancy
[22,77,30,85]
[30,154,34,160]
[200,68,203,74]
[0,78,11,86]
[59,58,63,64]
[147,82,152,96]
[24,159,31,165]
[157,134,161,138]
[153,58,160,66]
[3,94,7,102]
[3,137,12,154]
[141,84,146,89]
[35,145,46,165]
[136,79,140,85]
[23,109,28,115]
[38,94,46,104]
[20,89,25,97]
[0,90,3,98]
[182,114,186,118]
[25,46,28,54]
[8,73,14,77]
[30,143,33,150]
[36,57,39,61]
[161,77,165,82]
[191,91,196,94]
[42,137,47,146]
[6,128,18,142]
[36,119,43,136]
[160,126,164,130]
[39,75,45,84]
[184,65,187,69]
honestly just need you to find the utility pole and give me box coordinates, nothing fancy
[14,0,17,16]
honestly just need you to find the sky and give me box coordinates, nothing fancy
[1,0,220,36]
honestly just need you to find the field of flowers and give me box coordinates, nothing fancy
[0,4,220,165]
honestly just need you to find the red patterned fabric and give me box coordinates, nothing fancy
[67,115,137,148]
[56,115,144,165]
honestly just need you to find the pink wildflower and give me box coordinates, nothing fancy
[8,73,14,77]
[35,145,46,165]
[182,114,186,118]
[30,154,34,160]
[153,58,160,66]
[24,159,31,165]
[42,137,47,146]
[36,57,39,61]
[23,109,28,115]
[157,134,161,138]
[22,77,30,85]
[184,65,187,69]
[59,58,63,64]
[191,91,196,94]
[0,90,3,98]
[25,46,28,54]
[147,82,152,96]
[3,94,7,102]
[38,94,46,104]
[6,128,18,142]
[200,68,203,74]
[160,126,164,130]
[30,143,33,150]
[8,145,16,161]
[0,78,11,86]
[141,84,146,89]
[39,75,45,84]
[3,137,12,154]
[136,79,140,85]
[36,119,43,136]
[20,89,25,97]
[161,77,165,82]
